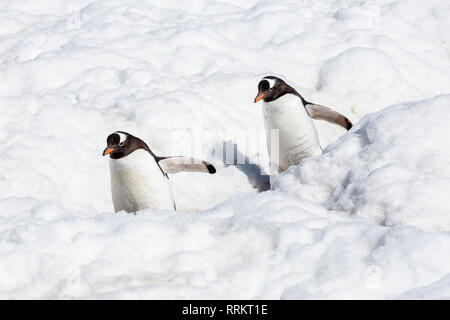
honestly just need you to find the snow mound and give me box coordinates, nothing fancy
[317,47,416,118]
[275,95,450,232]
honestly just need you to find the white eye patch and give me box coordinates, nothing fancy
[115,132,128,144]
[263,78,276,89]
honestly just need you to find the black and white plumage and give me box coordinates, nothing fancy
[103,131,216,213]
[254,76,352,183]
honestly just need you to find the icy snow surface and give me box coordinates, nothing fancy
[0,0,450,299]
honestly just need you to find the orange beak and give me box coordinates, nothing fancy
[254,93,265,103]
[103,147,115,156]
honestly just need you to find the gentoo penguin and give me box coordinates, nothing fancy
[254,76,352,183]
[103,131,216,213]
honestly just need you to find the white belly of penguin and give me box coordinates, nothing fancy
[263,94,322,172]
[109,149,175,213]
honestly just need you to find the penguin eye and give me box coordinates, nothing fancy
[119,141,124,146]
[260,81,270,91]
[262,78,276,91]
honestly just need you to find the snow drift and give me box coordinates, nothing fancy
[275,95,450,233]
[0,0,449,299]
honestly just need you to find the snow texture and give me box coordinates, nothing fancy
[0,0,449,299]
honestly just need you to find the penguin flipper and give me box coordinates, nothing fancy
[305,103,353,130]
[157,156,216,174]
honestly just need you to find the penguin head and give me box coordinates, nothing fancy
[254,76,295,103]
[102,131,148,159]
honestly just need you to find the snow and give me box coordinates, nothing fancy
[0,0,449,299]
[274,95,450,233]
